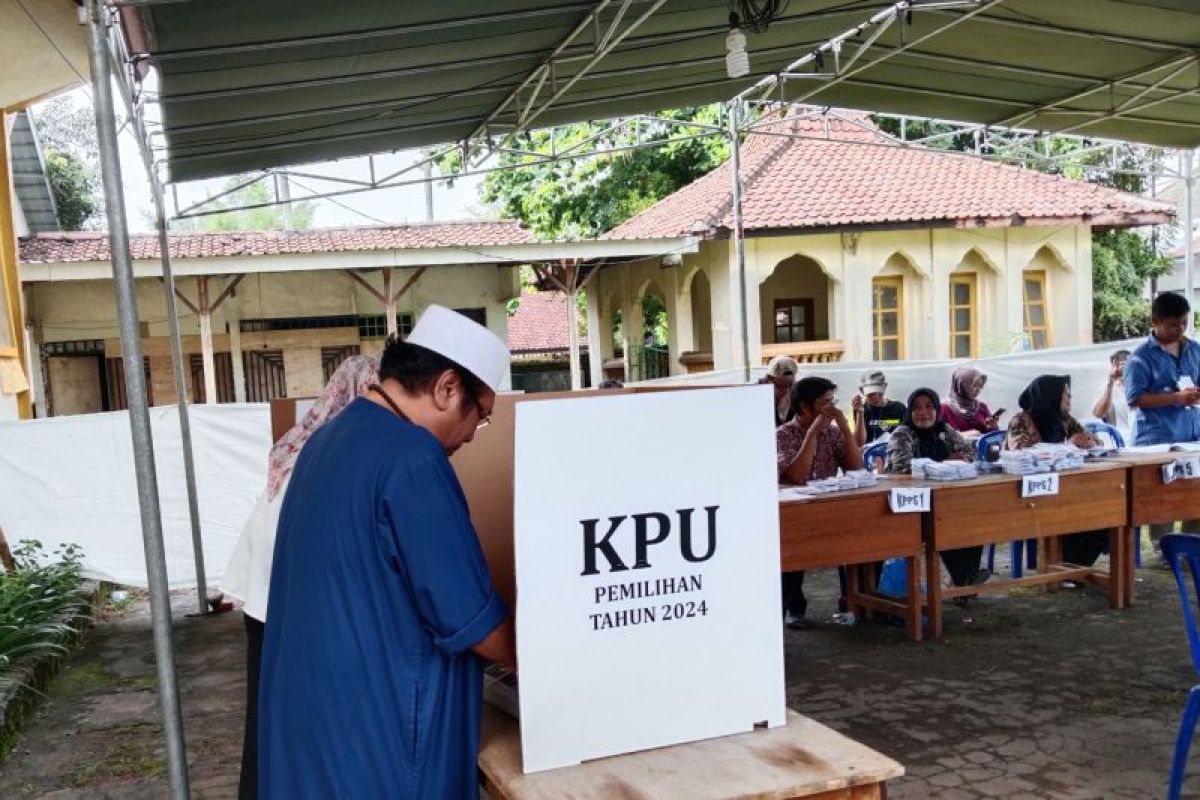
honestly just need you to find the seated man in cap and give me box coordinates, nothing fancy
[258,305,515,800]
[852,370,907,447]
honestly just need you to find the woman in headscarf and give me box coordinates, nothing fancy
[942,365,1003,434]
[886,388,989,588]
[223,354,379,800]
[1005,374,1107,568]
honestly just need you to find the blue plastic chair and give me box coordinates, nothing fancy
[864,441,888,473]
[976,429,1007,461]
[1159,534,1200,799]
[1085,420,1127,449]
[1084,422,1141,567]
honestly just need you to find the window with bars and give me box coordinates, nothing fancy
[241,315,359,333]
[42,339,104,357]
[1022,271,1051,350]
[949,274,978,359]
[189,353,237,403]
[322,346,362,382]
[357,314,413,340]
[773,298,814,343]
[872,277,904,361]
[243,350,287,402]
[102,357,152,411]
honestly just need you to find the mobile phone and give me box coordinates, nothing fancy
[990,408,1006,420]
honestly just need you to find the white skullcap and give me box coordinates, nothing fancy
[407,304,509,392]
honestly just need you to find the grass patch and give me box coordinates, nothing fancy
[66,729,166,787]
[46,659,123,698]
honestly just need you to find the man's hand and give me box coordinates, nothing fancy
[1177,387,1200,406]
[1070,432,1095,448]
[851,394,864,416]
[1108,364,1123,383]
[822,405,851,431]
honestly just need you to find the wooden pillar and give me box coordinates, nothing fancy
[197,277,217,404]
[226,293,246,402]
[384,268,398,338]
[567,287,582,390]
[585,287,604,388]
[0,112,31,418]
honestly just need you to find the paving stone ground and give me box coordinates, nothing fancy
[1,548,1198,798]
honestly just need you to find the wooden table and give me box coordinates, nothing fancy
[919,461,1131,639]
[478,705,904,800]
[780,482,924,641]
[1107,450,1200,601]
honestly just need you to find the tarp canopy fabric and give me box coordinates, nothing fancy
[130,0,1200,182]
[0,404,269,588]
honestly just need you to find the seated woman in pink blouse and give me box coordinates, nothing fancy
[942,365,1003,434]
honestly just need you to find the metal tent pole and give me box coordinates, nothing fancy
[86,2,191,797]
[727,101,751,383]
[154,203,209,614]
[102,21,209,614]
[1186,149,1195,323]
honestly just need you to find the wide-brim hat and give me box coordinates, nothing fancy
[407,304,509,393]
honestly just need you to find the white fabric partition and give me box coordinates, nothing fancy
[0,403,270,588]
[647,339,1143,428]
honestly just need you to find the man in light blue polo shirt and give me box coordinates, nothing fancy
[1125,291,1200,539]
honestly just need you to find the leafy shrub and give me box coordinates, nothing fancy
[0,541,90,693]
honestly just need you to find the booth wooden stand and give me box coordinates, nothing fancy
[479,706,903,800]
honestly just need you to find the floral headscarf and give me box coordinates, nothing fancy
[948,365,986,417]
[265,355,380,500]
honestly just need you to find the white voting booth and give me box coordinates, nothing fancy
[512,385,786,772]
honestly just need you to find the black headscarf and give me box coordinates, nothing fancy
[1018,374,1071,444]
[903,387,951,462]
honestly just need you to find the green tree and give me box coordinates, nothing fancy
[172,176,315,232]
[31,94,104,230]
[42,149,99,231]
[438,106,729,239]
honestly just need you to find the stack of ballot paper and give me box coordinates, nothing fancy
[999,444,1085,475]
[922,460,978,481]
[805,469,879,494]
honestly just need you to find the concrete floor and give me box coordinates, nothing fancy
[0,551,1197,799]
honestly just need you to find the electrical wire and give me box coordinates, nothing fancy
[729,0,792,34]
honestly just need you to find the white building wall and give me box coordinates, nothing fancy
[592,224,1097,379]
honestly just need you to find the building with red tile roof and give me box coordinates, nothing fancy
[17,219,692,412]
[507,291,573,355]
[606,114,1169,241]
[584,109,1173,379]
[19,220,532,264]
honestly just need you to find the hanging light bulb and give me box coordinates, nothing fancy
[725,15,749,79]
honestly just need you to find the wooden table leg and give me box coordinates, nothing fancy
[846,563,862,617]
[905,555,922,643]
[1110,526,1131,609]
[925,542,943,640]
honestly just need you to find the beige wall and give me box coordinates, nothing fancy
[591,224,1095,378]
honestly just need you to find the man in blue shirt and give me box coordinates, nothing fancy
[258,305,516,799]
[1125,291,1200,538]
